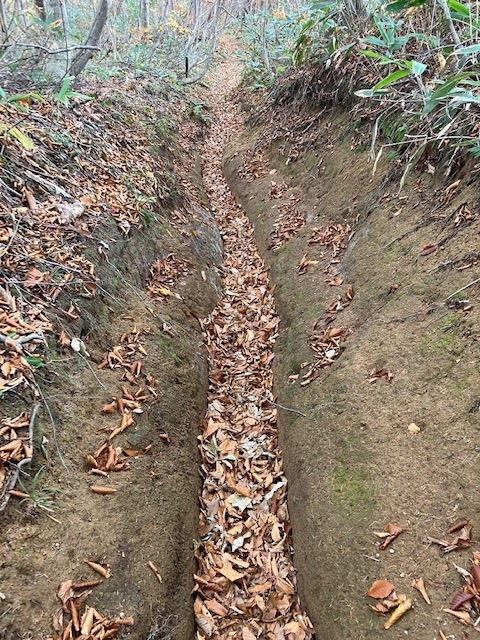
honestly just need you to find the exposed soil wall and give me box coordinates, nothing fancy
[0,85,221,640]
[224,116,480,640]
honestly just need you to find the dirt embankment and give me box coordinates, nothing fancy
[225,110,480,639]
[0,80,220,640]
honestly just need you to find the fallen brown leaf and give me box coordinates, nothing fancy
[443,608,472,625]
[367,580,395,599]
[84,560,111,579]
[412,577,431,604]
[90,485,117,495]
[384,598,412,629]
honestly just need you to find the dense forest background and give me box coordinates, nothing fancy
[1,0,479,167]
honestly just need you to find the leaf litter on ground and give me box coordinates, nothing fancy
[194,57,314,639]
[0,78,192,505]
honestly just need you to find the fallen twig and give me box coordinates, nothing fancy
[0,332,45,352]
[0,214,22,259]
[446,277,480,301]
[33,380,67,470]
[259,394,307,417]
[24,170,73,199]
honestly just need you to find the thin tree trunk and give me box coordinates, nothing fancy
[437,0,461,45]
[139,0,149,29]
[15,0,28,30]
[68,0,108,76]
[182,0,220,85]
[0,0,8,39]
[59,0,70,70]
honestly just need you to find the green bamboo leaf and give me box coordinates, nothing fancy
[24,356,45,369]
[372,68,410,92]
[363,36,389,48]
[7,92,43,103]
[447,0,470,18]
[360,50,392,62]
[354,89,374,98]
[411,60,427,76]
[421,74,468,116]
[455,43,480,55]
[0,124,35,150]
[386,0,427,12]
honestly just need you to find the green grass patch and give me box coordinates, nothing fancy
[330,465,373,516]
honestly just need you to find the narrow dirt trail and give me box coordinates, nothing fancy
[193,57,315,640]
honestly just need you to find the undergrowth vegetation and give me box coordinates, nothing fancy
[1,0,478,187]
[239,0,480,184]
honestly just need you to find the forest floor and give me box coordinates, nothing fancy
[192,54,314,640]
[1,41,480,640]
[225,79,480,640]
[0,67,221,640]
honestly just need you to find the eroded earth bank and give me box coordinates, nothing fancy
[225,78,480,640]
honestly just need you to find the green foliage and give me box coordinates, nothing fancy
[237,7,308,87]
[293,1,341,66]
[363,14,432,56]
[190,102,211,126]
[0,88,43,150]
[24,356,45,369]
[17,466,63,515]
[53,77,92,106]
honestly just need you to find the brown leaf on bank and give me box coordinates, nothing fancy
[471,563,480,590]
[194,597,216,637]
[384,598,412,629]
[57,580,74,608]
[58,330,70,346]
[420,244,438,256]
[447,518,469,534]
[90,485,117,495]
[377,522,404,550]
[345,284,355,300]
[412,577,431,604]
[367,580,396,599]
[297,253,319,275]
[445,525,473,552]
[368,368,393,383]
[218,563,244,582]
[242,626,257,640]
[84,560,111,579]
[53,574,133,639]
[80,606,95,636]
[443,608,472,625]
[204,598,228,617]
[450,590,474,610]
[102,401,117,414]
[7,489,30,499]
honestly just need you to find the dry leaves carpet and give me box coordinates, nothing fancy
[0,83,184,511]
[193,60,314,640]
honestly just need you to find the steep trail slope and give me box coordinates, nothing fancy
[193,58,314,639]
